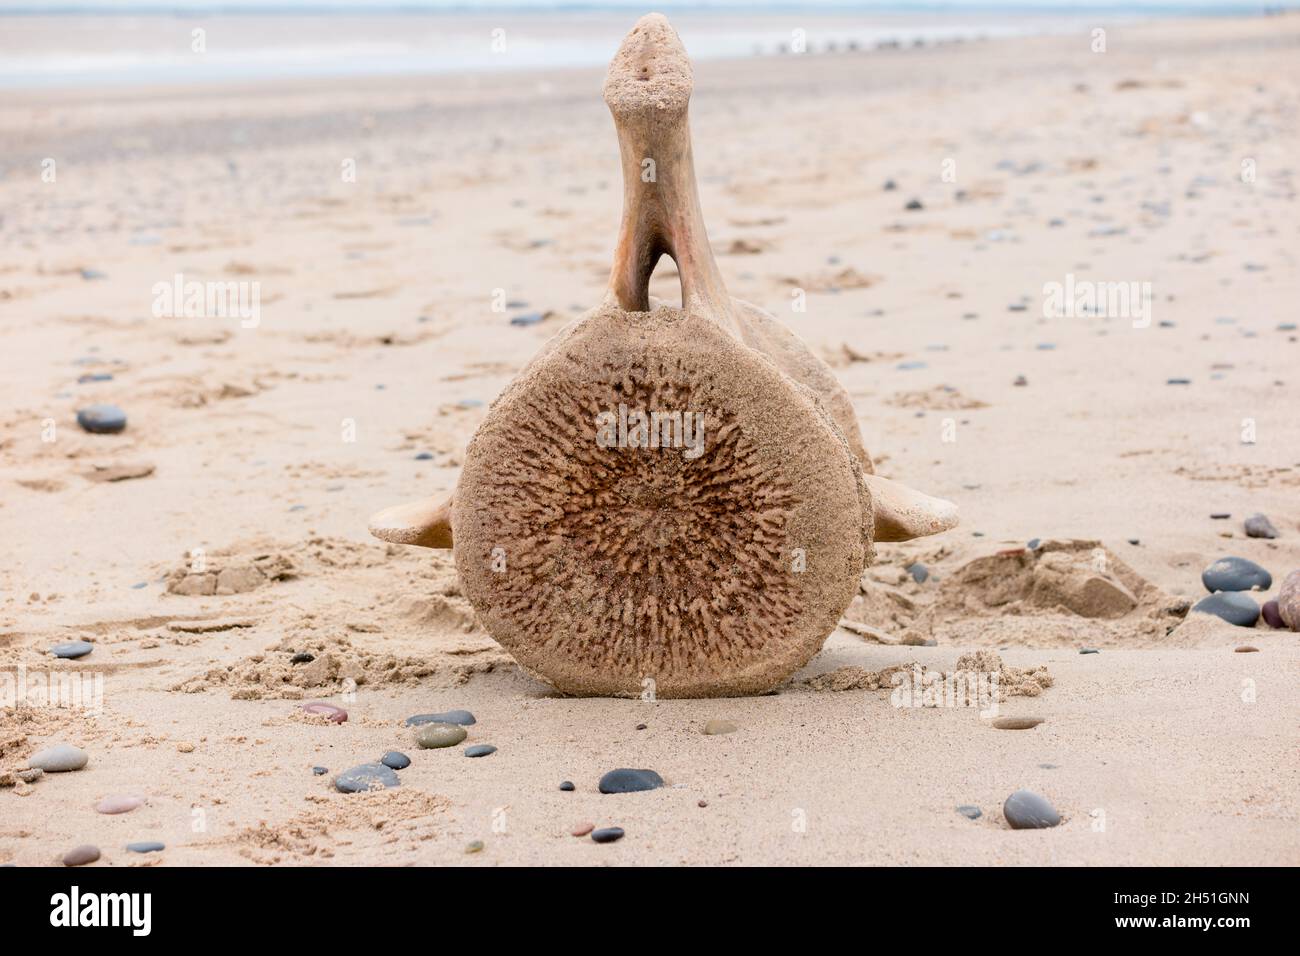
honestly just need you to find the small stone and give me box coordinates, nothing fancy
[1079,648,1100,655]
[559,781,575,791]
[176,741,195,753]
[904,198,924,211]
[698,800,708,808]
[1202,556,1271,593]
[414,451,434,460]
[313,766,328,776]
[334,763,401,793]
[290,652,315,664]
[1261,600,1285,629]
[17,768,43,784]
[956,805,982,820]
[992,717,1043,730]
[126,842,165,853]
[592,827,625,844]
[415,722,467,749]
[28,744,88,773]
[702,719,737,735]
[1003,789,1061,829]
[906,562,929,583]
[301,701,348,724]
[1192,592,1260,628]
[1244,514,1279,539]
[464,744,497,758]
[405,709,475,726]
[635,723,647,730]
[1026,538,1041,550]
[509,312,545,326]
[599,768,664,794]
[76,404,127,434]
[571,822,594,837]
[1280,570,1300,629]
[1210,512,1232,520]
[465,840,484,853]
[380,751,410,770]
[1235,646,1259,653]
[1013,375,1028,387]
[62,845,100,867]
[49,641,94,659]
[95,795,144,815]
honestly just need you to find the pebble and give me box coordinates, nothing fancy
[49,641,94,659]
[1003,789,1061,829]
[1235,646,1259,653]
[571,822,594,837]
[414,451,434,460]
[95,795,144,815]
[290,652,315,664]
[904,198,923,211]
[1026,538,1041,550]
[1192,592,1260,628]
[464,744,497,758]
[176,741,194,753]
[1261,600,1285,629]
[405,709,475,726]
[301,701,348,724]
[465,840,484,854]
[1210,512,1232,520]
[1079,648,1100,654]
[28,744,88,773]
[380,751,410,770]
[75,404,127,434]
[559,781,575,791]
[702,719,737,735]
[1201,556,1271,593]
[313,766,328,776]
[599,768,664,794]
[126,842,165,854]
[992,716,1043,730]
[510,312,545,326]
[1243,513,1278,539]
[591,827,625,844]
[334,763,401,793]
[1280,570,1300,629]
[906,562,929,583]
[62,845,100,867]
[415,722,467,749]
[956,805,982,820]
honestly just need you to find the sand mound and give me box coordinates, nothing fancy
[805,650,1052,700]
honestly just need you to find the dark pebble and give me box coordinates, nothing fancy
[312,766,328,775]
[1235,645,1259,653]
[1166,378,1191,385]
[50,641,94,659]
[509,312,545,326]
[78,373,113,383]
[464,745,497,758]
[635,723,647,730]
[599,768,664,794]
[290,652,314,664]
[906,562,929,583]
[1262,600,1285,629]
[591,827,625,844]
[1210,512,1232,520]
[380,751,411,770]
[335,763,401,793]
[414,452,434,460]
[1080,648,1100,654]
[405,709,476,726]
[1003,789,1061,829]
[1244,514,1279,539]
[1192,592,1260,628]
[883,179,897,191]
[956,805,982,820]
[1026,538,1041,550]
[62,845,100,867]
[126,842,165,853]
[75,404,127,434]
[559,781,575,791]
[1202,556,1272,593]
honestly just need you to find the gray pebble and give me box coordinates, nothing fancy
[464,745,497,758]
[380,751,410,770]
[560,781,575,791]
[126,842,165,853]
[405,709,476,727]
[334,763,401,793]
[591,827,625,843]
[956,805,982,820]
[1192,592,1260,628]
[28,744,88,773]
[1244,514,1279,539]
[1003,789,1061,829]
[50,641,94,659]
[75,404,127,434]
[906,562,929,583]
[599,768,663,794]
[1202,556,1271,593]
[62,845,100,867]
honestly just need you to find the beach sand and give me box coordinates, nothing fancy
[1,14,1297,865]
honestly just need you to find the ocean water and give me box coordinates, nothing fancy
[0,2,1289,88]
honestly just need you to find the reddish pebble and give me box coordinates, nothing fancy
[1261,600,1285,629]
[570,822,594,837]
[95,795,144,815]
[301,701,347,724]
[62,845,100,867]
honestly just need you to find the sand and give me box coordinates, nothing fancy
[1,14,1298,865]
